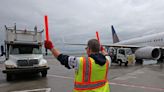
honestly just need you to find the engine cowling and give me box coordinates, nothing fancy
[135,47,161,59]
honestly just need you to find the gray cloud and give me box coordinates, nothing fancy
[0,0,164,52]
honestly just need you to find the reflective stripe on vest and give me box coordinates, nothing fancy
[75,80,106,90]
[83,56,91,82]
[74,57,109,90]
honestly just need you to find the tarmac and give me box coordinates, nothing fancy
[0,55,164,92]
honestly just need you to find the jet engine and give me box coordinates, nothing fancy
[135,47,161,59]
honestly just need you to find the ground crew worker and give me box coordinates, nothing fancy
[44,39,111,92]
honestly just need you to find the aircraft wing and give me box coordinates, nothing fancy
[102,44,141,48]
[64,42,140,48]
[65,43,87,46]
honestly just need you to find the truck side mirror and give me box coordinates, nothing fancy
[45,48,48,56]
[1,45,5,56]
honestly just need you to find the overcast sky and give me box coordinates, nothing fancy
[0,0,164,52]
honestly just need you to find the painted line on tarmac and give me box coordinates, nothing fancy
[11,88,51,92]
[48,74,74,79]
[0,83,10,87]
[110,82,164,91]
[48,74,164,91]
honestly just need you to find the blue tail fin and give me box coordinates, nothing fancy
[111,25,120,43]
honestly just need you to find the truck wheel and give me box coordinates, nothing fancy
[125,61,128,66]
[41,70,47,77]
[7,74,12,81]
[118,60,122,66]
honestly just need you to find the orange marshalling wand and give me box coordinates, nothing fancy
[44,15,50,41]
[96,31,100,44]
[96,31,104,51]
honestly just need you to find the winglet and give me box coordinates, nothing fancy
[111,25,120,43]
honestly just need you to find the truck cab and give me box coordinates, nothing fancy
[1,25,49,81]
[107,47,135,66]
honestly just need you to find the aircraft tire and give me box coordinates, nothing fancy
[136,59,143,65]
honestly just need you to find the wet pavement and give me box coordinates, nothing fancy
[0,55,164,92]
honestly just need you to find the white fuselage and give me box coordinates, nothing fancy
[115,32,164,47]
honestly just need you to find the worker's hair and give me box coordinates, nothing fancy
[87,39,100,53]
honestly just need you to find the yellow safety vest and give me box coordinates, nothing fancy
[74,56,110,92]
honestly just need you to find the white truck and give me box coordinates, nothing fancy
[0,24,49,81]
[107,47,135,66]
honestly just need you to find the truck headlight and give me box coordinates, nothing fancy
[39,59,48,67]
[5,65,17,68]
[5,60,17,68]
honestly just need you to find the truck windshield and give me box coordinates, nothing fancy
[10,44,42,54]
[126,49,132,55]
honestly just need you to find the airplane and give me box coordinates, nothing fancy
[65,25,164,64]
[107,25,164,64]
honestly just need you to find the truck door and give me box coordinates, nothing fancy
[118,49,126,63]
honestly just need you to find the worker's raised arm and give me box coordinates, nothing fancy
[44,40,78,69]
[44,40,61,57]
[50,48,61,57]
